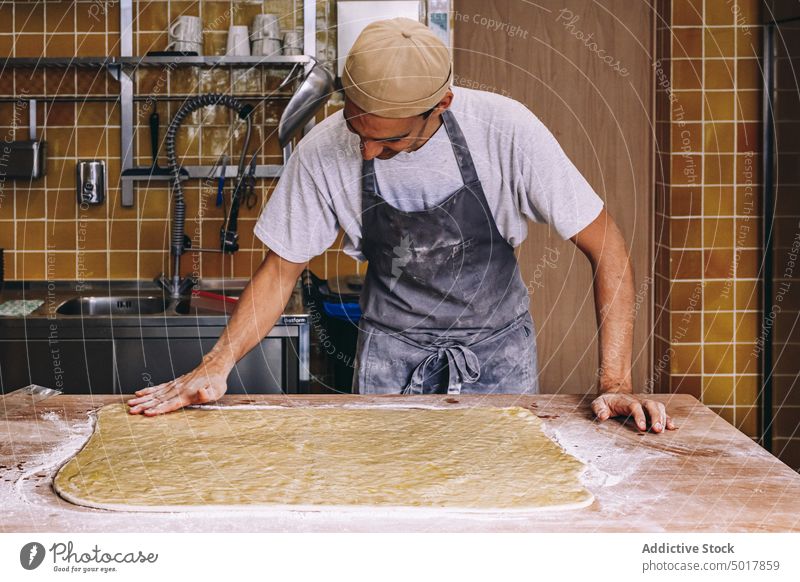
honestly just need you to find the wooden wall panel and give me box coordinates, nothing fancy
[454,0,653,393]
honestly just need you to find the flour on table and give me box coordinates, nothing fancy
[9,410,95,506]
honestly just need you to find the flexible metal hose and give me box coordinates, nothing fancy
[163,93,253,294]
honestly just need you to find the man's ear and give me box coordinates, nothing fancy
[425,90,454,121]
[436,90,454,113]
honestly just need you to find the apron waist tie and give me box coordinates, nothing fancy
[362,312,528,396]
[404,344,480,395]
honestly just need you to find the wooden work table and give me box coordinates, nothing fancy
[2,393,799,532]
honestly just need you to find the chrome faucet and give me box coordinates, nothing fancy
[156,62,334,299]
[157,94,254,299]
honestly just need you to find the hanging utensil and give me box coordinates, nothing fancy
[149,111,163,171]
[215,154,229,207]
[5,99,47,179]
[122,106,188,179]
[244,154,258,209]
[278,59,335,148]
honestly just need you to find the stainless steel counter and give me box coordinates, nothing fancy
[0,279,311,394]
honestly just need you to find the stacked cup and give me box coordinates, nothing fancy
[226,25,250,56]
[167,15,203,54]
[282,29,303,55]
[250,14,282,57]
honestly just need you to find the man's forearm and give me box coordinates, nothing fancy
[201,251,307,372]
[575,212,672,431]
[592,242,635,394]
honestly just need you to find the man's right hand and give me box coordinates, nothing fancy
[126,361,230,416]
[126,251,307,417]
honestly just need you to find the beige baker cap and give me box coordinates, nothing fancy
[341,17,452,118]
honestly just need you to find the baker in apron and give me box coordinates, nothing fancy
[353,108,538,395]
[333,21,538,395]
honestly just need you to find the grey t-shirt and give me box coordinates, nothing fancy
[254,87,604,262]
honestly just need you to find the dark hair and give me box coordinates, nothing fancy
[421,105,437,119]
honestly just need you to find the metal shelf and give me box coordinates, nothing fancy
[1,55,309,69]
[0,94,292,104]
[117,55,310,68]
[0,57,115,68]
[121,164,283,181]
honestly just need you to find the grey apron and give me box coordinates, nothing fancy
[353,109,539,395]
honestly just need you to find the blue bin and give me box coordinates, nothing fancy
[322,300,362,323]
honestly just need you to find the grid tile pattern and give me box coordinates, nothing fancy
[655,0,763,440]
[0,1,357,282]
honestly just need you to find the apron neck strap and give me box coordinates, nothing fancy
[360,109,479,193]
[362,157,378,194]
[440,109,479,186]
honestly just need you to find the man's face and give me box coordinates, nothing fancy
[343,98,434,161]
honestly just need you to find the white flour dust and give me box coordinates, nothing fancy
[8,410,95,506]
[539,424,624,488]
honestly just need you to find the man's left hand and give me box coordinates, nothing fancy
[591,392,676,433]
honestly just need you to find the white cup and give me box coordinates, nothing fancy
[251,14,281,40]
[282,29,303,55]
[226,25,251,56]
[250,14,282,56]
[167,15,203,54]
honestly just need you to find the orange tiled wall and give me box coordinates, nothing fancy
[654,0,763,440]
[0,0,356,282]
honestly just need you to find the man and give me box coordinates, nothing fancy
[128,18,674,433]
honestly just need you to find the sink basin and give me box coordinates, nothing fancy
[56,296,170,316]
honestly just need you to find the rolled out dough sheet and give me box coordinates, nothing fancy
[54,403,594,513]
